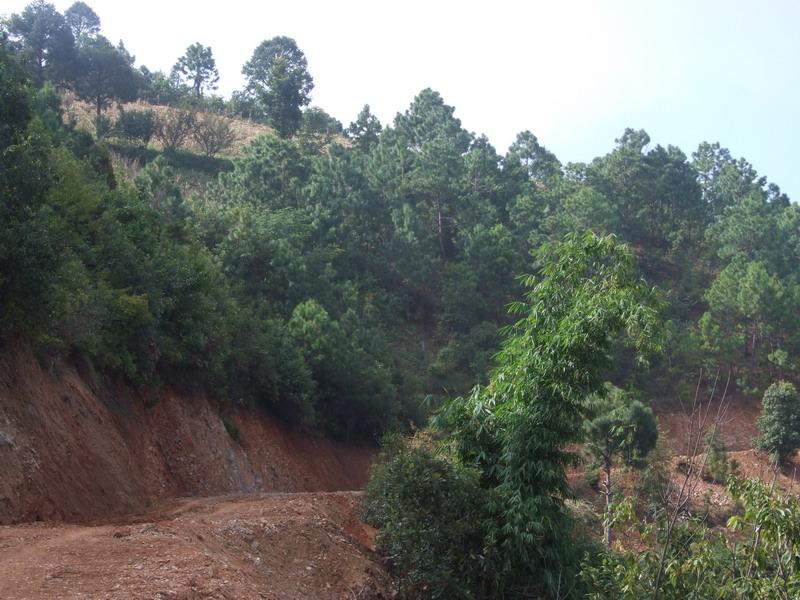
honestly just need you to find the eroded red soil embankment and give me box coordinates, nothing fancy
[0,344,374,525]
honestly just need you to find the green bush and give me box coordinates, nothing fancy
[94,113,114,139]
[116,109,157,146]
[363,435,489,599]
[581,477,800,598]
[704,425,729,483]
[755,380,800,462]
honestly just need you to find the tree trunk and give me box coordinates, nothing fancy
[603,457,613,548]
[437,206,446,260]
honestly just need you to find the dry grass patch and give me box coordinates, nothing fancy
[61,92,273,157]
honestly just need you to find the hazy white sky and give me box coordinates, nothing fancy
[5,0,799,198]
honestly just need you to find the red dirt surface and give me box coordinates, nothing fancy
[0,344,374,525]
[0,491,394,599]
[673,449,800,509]
[655,392,762,453]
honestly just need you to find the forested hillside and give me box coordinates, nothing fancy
[3,3,800,598]
[3,3,795,436]
[3,5,796,431]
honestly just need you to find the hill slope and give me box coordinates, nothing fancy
[0,344,373,525]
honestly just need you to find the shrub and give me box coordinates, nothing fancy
[704,425,729,483]
[192,113,238,156]
[636,436,674,517]
[363,435,489,599]
[117,109,157,146]
[155,109,196,152]
[755,380,800,462]
[94,113,114,139]
[582,477,800,598]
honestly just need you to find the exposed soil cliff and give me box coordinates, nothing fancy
[0,344,374,525]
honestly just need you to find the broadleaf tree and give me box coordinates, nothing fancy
[440,232,665,596]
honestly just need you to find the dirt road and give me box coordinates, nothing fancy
[0,491,393,599]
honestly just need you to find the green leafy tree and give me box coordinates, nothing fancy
[389,88,475,261]
[705,190,788,266]
[755,381,800,463]
[701,258,786,373]
[137,66,187,105]
[171,42,219,98]
[134,156,185,218]
[587,128,707,250]
[64,1,100,42]
[462,135,509,223]
[440,232,664,596]
[288,299,398,437]
[73,34,138,120]
[506,130,562,182]
[699,184,800,385]
[226,89,260,120]
[0,45,64,332]
[212,134,310,209]
[584,385,658,546]
[116,108,156,145]
[303,143,394,281]
[692,141,787,217]
[297,106,342,153]
[543,187,619,239]
[8,0,76,85]
[242,36,313,137]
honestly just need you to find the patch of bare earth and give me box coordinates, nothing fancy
[674,449,800,510]
[655,392,762,453]
[0,491,393,600]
